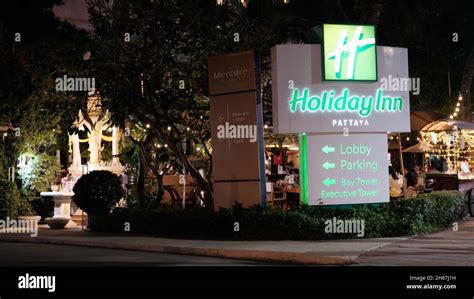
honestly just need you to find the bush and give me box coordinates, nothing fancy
[17,152,60,198]
[0,180,24,219]
[72,170,123,216]
[92,191,467,240]
[30,197,53,219]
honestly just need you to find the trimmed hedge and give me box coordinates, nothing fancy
[91,190,467,240]
[72,170,123,216]
[0,180,34,219]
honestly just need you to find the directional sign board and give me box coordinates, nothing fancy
[305,133,389,205]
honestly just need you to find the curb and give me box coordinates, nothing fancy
[0,235,352,265]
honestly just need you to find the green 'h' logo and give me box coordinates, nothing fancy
[323,24,377,81]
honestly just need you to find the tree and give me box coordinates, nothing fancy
[0,1,94,201]
[87,0,312,208]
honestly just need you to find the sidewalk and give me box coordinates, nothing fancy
[354,218,474,266]
[0,225,404,265]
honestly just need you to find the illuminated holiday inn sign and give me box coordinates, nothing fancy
[271,44,410,133]
[289,88,402,117]
[322,24,377,81]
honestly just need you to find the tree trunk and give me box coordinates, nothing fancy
[168,141,213,208]
[462,49,474,122]
[154,174,164,207]
[137,150,147,209]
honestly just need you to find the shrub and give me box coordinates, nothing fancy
[0,180,22,219]
[30,197,53,219]
[72,170,123,216]
[17,152,60,198]
[92,191,467,240]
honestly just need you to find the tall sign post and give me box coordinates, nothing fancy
[272,24,411,206]
[208,51,266,210]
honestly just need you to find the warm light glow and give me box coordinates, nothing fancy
[406,137,410,141]
[164,144,168,148]
[186,127,190,131]
[454,112,458,117]
[457,102,460,107]
[264,124,268,129]
[455,108,459,112]
[167,126,171,131]
[450,115,453,119]
[459,95,463,101]
[146,124,150,129]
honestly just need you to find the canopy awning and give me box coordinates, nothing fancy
[421,120,474,131]
[403,142,430,153]
[411,110,446,131]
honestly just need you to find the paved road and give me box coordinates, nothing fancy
[0,242,261,266]
[354,219,474,266]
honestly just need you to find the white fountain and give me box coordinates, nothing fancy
[41,95,124,228]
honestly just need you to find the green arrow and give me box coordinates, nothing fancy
[323,177,336,187]
[322,145,335,154]
[322,161,336,170]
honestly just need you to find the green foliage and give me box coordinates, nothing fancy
[30,197,54,220]
[17,152,60,198]
[0,180,27,219]
[72,170,123,216]
[92,191,466,240]
[87,0,313,206]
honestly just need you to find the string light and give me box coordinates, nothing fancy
[449,92,463,119]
